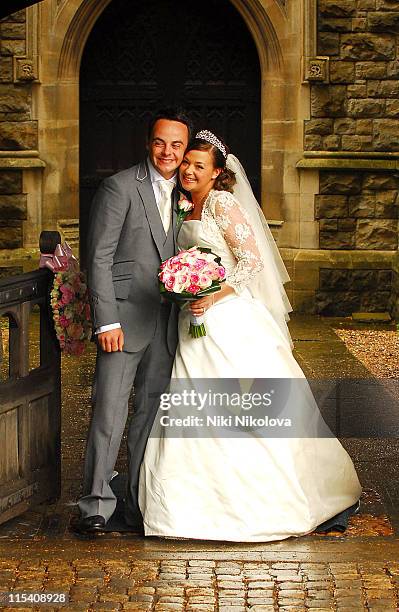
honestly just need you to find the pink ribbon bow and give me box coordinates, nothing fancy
[39,241,79,273]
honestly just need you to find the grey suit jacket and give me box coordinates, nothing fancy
[87,160,179,353]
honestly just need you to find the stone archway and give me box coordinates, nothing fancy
[35,0,306,311]
[38,0,299,227]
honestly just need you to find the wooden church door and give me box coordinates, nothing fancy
[79,0,261,266]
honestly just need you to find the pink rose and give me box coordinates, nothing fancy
[164,275,176,291]
[188,284,200,294]
[170,261,183,272]
[160,269,172,283]
[190,273,200,284]
[170,270,191,293]
[60,286,75,305]
[199,274,212,289]
[194,259,207,270]
[59,315,71,328]
[217,266,226,279]
[164,258,182,273]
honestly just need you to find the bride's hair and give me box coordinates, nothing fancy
[185,136,236,193]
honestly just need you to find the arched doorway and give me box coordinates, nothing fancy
[79,0,261,265]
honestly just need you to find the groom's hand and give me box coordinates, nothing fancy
[98,329,124,352]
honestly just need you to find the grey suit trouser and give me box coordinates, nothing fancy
[78,304,174,523]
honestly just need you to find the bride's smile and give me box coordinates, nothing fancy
[179,149,221,198]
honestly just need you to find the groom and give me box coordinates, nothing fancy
[76,108,192,534]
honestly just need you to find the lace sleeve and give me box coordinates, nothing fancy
[211,191,264,293]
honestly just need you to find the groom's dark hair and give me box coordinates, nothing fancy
[147,107,193,141]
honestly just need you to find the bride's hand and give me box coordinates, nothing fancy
[189,295,215,316]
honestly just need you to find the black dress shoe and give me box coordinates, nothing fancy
[124,520,144,535]
[124,514,144,534]
[72,515,107,534]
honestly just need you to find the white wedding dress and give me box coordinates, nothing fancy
[138,189,362,542]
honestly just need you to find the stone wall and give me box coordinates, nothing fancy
[314,169,397,314]
[307,0,399,315]
[0,9,33,250]
[0,10,35,148]
[316,267,393,314]
[308,0,399,154]
[0,170,26,248]
[316,170,398,250]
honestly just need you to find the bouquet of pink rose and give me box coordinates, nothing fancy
[159,246,226,338]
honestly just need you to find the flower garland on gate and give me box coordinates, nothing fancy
[40,242,92,355]
[50,270,92,355]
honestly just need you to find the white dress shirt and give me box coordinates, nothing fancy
[95,159,177,335]
[148,158,177,209]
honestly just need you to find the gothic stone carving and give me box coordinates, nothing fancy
[15,57,38,81]
[304,57,329,82]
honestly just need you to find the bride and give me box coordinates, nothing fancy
[138,130,362,542]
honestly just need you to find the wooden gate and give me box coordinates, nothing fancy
[0,257,61,524]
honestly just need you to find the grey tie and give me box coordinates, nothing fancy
[158,180,174,233]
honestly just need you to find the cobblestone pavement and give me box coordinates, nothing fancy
[0,314,398,611]
[1,557,399,611]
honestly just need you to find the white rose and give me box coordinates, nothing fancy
[178,197,194,212]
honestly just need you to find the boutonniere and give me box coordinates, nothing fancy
[176,192,194,227]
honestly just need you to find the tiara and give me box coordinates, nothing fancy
[195,130,227,159]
